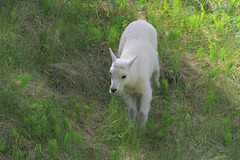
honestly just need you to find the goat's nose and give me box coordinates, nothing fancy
[111,88,117,93]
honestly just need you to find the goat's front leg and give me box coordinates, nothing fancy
[138,83,152,126]
[124,93,137,122]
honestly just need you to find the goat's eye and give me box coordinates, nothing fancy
[122,75,126,79]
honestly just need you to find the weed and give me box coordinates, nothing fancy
[225,61,235,76]
[73,132,84,151]
[108,26,120,47]
[188,14,200,33]
[16,150,25,160]
[47,139,58,160]
[161,79,169,94]
[9,73,31,95]
[208,36,217,61]
[35,144,41,159]
[63,132,70,149]
[41,115,48,138]
[83,105,90,120]
[54,123,61,141]
[63,116,72,134]
[41,0,53,14]
[11,7,17,24]
[204,90,215,112]
[222,116,232,146]
[156,100,180,140]
[0,139,6,154]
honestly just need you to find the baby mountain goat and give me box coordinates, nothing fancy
[109,20,160,126]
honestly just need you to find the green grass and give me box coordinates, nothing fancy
[1,0,240,159]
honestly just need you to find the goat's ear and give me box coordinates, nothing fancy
[128,55,138,68]
[109,48,117,62]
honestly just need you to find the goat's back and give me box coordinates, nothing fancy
[118,20,157,57]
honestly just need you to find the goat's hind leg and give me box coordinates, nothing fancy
[124,93,137,122]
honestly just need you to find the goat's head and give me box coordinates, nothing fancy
[109,48,137,94]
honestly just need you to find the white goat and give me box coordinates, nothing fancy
[109,20,160,126]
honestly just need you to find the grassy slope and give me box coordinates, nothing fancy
[0,0,240,159]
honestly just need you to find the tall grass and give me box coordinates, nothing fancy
[0,0,240,159]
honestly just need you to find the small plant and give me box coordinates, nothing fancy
[171,59,180,74]
[71,99,76,107]
[35,144,41,159]
[156,101,179,140]
[200,3,206,21]
[41,115,48,138]
[11,7,17,24]
[73,132,84,151]
[16,150,25,160]
[228,0,237,13]
[204,90,215,112]
[135,0,145,6]
[188,14,200,34]
[63,132,70,149]
[50,114,58,126]
[63,116,72,133]
[108,26,119,47]
[56,20,63,43]
[71,99,81,116]
[117,122,135,144]
[225,61,235,76]
[0,139,6,154]
[47,139,58,160]
[220,48,227,61]
[208,36,217,61]
[83,105,90,120]
[161,79,169,94]
[110,147,120,160]
[9,73,31,95]
[173,142,182,160]
[222,116,232,146]
[41,0,52,14]
[211,65,221,80]
[172,0,181,19]
[54,123,61,141]
[99,97,133,146]
[197,47,205,58]
[35,124,41,137]
[88,27,103,44]
[167,28,181,41]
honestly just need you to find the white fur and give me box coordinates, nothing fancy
[109,20,160,126]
